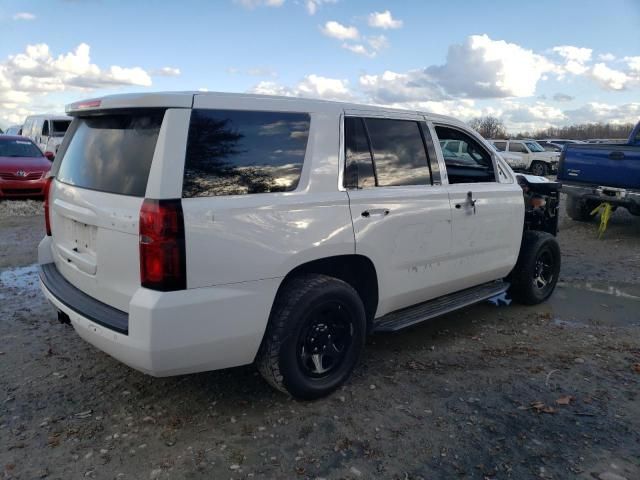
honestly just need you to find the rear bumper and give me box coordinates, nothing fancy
[38,243,280,376]
[561,183,640,208]
[0,178,47,197]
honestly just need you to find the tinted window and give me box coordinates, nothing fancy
[493,141,507,151]
[436,125,495,184]
[52,120,71,136]
[56,111,164,196]
[0,138,42,157]
[365,118,430,187]
[183,109,309,197]
[42,121,49,136]
[508,142,527,153]
[344,117,375,189]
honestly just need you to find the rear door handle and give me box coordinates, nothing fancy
[609,151,625,160]
[361,208,390,218]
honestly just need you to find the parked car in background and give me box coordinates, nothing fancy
[536,140,563,152]
[541,139,584,146]
[488,143,527,170]
[490,139,560,176]
[0,135,52,198]
[22,114,72,160]
[559,121,640,220]
[38,92,561,399]
[4,125,23,136]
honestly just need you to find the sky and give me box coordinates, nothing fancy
[1,0,639,132]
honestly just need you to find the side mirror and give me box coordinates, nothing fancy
[44,151,55,161]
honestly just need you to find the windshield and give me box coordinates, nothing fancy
[51,120,71,136]
[0,138,42,157]
[525,141,545,152]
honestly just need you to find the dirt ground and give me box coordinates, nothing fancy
[1,197,639,480]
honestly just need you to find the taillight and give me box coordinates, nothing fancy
[139,199,186,291]
[44,176,54,236]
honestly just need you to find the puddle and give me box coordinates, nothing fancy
[548,281,640,328]
[0,264,40,300]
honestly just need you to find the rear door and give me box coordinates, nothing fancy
[432,123,523,290]
[344,114,453,317]
[48,109,175,311]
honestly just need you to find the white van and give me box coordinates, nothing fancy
[39,92,561,399]
[22,114,72,159]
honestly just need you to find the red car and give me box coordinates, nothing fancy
[0,135,52,198]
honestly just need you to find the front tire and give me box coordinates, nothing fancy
[510,231,561,305]
[256,274,366,400]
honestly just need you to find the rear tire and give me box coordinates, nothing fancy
[510,231,561,305]
[530,161,548,177]
[566,195,596,222]
[256,274,366,400]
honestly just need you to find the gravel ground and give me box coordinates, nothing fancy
[1,199,639,480]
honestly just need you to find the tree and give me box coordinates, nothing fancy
[468,116,507,139]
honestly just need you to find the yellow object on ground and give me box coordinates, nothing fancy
[590,202,613,238]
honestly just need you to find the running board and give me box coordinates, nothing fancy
[373,280,509,333]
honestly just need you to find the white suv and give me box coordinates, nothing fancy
[490,139,560,176]
[39,92,561,399]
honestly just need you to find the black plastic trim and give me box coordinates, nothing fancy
[39,263,129,335]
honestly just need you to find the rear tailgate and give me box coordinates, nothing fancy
[559,144,640,188]
[47,110,165,312]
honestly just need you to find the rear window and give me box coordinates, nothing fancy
[0,138,42,157]
[183,109,310,197]
[56,111,164,197]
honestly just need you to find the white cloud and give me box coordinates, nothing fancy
[152,67,181,76]
[625,56,640,73]
[359,69,446,103]
[367,10,402,29]
[552,45,592,75]
[305,0,336,15]
[565,102,640,125]
[598,53,616,62]
[426,34,556,98]
[12,12,35,21]
[341,35,388,58]
[249,74,353,101]
[321,21,359,40]
[233,0,284,8]
[342,43,375,58]
[589,63,630,90]
[552,93,574,102]
[0,42,156,128]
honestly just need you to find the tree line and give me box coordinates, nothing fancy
[468,116,636,140]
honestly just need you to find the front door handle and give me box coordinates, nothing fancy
[361,208,390,218]
[609,151,625,160]
[455,191,477,214]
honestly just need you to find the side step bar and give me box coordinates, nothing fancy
[373,280,509,333]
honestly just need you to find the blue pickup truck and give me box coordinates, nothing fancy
[558,121,640,220]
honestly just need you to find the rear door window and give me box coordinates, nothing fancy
[344,117,376,189]
[364,118,431,187]
[55,110,165,197]
[493,141,507,151]
[183,109,310,197]
[52,120,71,136]
[508,142,527,153]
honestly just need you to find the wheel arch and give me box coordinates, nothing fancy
[272,254,379,332]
